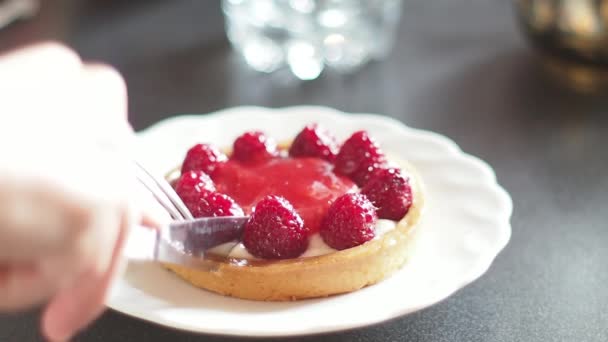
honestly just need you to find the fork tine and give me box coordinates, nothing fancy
[135,161,194,220]
[136,169,184,221]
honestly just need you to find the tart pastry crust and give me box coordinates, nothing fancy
[164,158,424,301]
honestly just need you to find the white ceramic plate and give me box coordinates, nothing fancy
[108,106,512,337]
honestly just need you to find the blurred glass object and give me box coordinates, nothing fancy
[222,0,402,80]
[516,0,608,92]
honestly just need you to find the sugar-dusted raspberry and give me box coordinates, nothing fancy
[334,131,386,186]
[181,143,228,175]
[175,170,216,203]
[288,124,338,162]
[362,168,413,220]
[243,195,309,259]
[320,193,377,250]
[187,190,244,218]
[232,131,278,164]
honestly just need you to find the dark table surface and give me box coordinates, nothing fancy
[1,0,607,341]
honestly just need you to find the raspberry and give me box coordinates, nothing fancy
[175,170,216,203]
[320,193,377,250]
[289,124,338,161]
[187,190,244,218]
[181,143,228,175]
[243,195,309,259]
[361,168,413,220]
[182,191,244,254]
[334,131,386,186]
[232,131,278,164]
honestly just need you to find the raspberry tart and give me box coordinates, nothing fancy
[163,124,425,301]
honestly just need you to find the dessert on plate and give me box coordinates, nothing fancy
[163,124,424,301]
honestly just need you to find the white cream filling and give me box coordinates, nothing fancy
[207,219,398,260]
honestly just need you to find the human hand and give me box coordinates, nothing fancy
[0,42,158,341]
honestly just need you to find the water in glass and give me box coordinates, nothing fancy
[222,0,402,80]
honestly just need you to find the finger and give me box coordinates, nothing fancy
[41,210,129,342]
[75,64,135,191]
[0,263,55,310]
[0,207,122,309]
[0,41,82,82]
[140,213,169,229]
[77,63,130,137]
[0,42,84,133]
[0,181,92,261]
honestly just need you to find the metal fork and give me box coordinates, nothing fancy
[134,161,194,221]
[129,162,244,269]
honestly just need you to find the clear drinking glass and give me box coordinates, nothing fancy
[222,0,403,80]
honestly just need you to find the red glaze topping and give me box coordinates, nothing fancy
[212,157,356,233]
